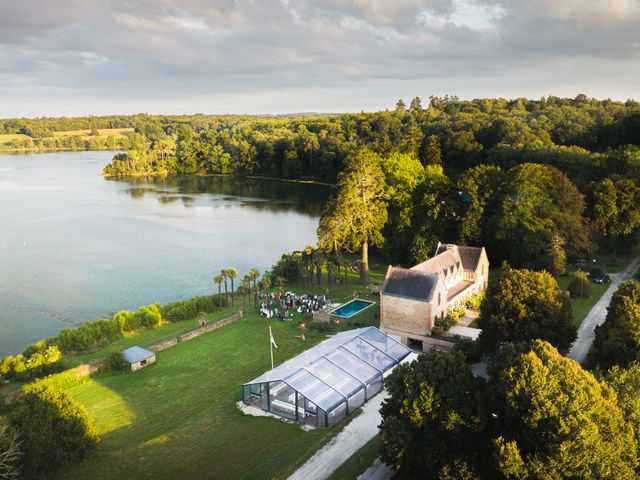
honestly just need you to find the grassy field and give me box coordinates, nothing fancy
[327,435,382,480]
[51,128,134,138]
[55,261,385,480]
[556,275,609,328]
[61,310,353,479]
[0,133,31,147]
[0,128,134,149]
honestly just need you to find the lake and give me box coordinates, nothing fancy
[0,151,332,355]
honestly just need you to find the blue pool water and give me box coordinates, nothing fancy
[331,299,375,319]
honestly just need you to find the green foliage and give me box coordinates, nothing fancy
[317,147,387,282]
[590,279,640,369]
[13,382,98,478]
[101,351,129,373]
[0,346,64,382]
[52,303,164,353]
[605,363,640,457]
[161,295,224,322]
[380,351,486,478]
[465,291,485,310]
[491,340,638,480]
[478,265,576,353]
[432,315,456,335]
[568,270,592,298]
[0,418,21,480]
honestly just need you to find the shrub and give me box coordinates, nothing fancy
[465,292,485,310]
[432,314,456,335]
[13,382,98,478]
[0,346,64,382]
[569,270,592,298]
[162,295,223,322]
[53,303,164,353]
[101,352,128,373]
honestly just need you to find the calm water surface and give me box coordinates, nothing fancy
[0,151,332,355]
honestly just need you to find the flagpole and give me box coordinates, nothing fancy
[269,326,274,369]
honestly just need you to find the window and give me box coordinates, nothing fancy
[438,292,441,305]
[482,264,485,275]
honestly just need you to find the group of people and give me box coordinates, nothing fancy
[259,291,330,320]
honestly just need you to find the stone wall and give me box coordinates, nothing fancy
[179,311,243,343]
[149,338,178,352]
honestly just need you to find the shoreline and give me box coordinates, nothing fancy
[102,171,337,187]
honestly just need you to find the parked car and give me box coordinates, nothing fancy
[593,273,611,284]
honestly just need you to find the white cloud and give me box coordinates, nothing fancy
[0,0,638,117]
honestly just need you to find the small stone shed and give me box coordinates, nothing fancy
[122,345,156,372]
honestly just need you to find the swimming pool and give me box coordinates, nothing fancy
[331,299,376,319]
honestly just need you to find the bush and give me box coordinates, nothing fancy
[13,382,98,478]
[0,346,64,382]
[162,295,223,322]
[569,270,592,298]
[53,303,164,353]
[432,314,456,335]
[465,292,485,310]
[101,352,129,373]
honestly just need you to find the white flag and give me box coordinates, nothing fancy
[269,327,278,349]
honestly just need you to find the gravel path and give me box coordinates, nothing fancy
[288,353,418,480]
[567,254,640,364]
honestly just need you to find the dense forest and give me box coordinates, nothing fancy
[105,95,640,273]
[6,95,640,271]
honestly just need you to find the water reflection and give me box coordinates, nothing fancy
[108,175,333,216]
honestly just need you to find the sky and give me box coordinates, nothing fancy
[1,0,640,117]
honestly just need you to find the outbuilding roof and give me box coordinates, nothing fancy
[122,345,155,364]
[382,267,439,301]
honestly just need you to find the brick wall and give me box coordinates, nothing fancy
[380,294,431,337]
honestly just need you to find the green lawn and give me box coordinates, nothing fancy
[61,311,351,480]
[327,435,382,480]
[556,275,610,328]
[56,262,386,480]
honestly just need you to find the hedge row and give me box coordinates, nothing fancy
[161,294,226,322]
[55,303,163,353]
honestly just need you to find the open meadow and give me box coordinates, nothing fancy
[57,265,384,479]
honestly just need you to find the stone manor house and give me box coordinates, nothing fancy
[380,243,489,351]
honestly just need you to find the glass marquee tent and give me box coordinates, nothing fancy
[242,326,411,427]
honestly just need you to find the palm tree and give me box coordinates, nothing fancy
[249,268,260,308]
[304,245,314,287]
[242,274,252,311]
[221,269,229,303]
[214,274,224,307]
[226,267,238,305]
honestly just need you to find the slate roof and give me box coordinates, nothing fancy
[457,246,483,271]
[122,345,155,364]
[434,243,484,272]
[411,250,461,276]
[382,267,439,301]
